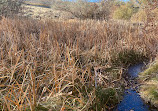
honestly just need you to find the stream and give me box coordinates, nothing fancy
[115,63,150,111]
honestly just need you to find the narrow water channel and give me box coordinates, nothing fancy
[115,63,149,111]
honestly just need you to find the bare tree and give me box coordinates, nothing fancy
[54,0,113,20]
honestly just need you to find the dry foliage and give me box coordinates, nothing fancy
[54,0,113,20]
[0,16,157,110]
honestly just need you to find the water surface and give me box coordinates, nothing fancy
[116,63,149,111]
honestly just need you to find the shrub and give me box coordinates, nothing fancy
[113,2,138,20]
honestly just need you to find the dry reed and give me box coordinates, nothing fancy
[0,16,157,110]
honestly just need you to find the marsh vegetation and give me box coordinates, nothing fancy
[0,0,158,110]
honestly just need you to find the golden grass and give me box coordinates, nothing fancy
[139,57,158,108]
[140,80,158,107]
[22,4,74,20]
[131,8,158,27]
[140,62,158,76]
[0,16,157,110]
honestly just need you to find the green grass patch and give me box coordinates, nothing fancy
[111,49,147,66]
[139,60,158,108]
[140,62,158,76]
[90,87,122,110]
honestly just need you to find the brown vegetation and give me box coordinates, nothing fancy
[0,0,22,17]
[54,0,112,20]
[0,0,158,110]
[0,15,157,110]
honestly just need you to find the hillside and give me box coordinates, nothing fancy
[22,4,75,20]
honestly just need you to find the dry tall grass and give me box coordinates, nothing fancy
[0,16,157,110]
